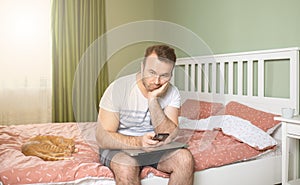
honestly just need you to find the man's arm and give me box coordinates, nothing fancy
[96,108,161,149]
[148,98,179,139]
[148,83,179,139]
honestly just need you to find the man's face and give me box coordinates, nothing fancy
[141,53,174,92]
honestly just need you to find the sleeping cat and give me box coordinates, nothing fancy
[21,135,77,161]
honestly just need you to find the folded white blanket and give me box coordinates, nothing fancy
[179,115,277,150]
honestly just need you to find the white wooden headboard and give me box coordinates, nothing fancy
[172,47,300,114]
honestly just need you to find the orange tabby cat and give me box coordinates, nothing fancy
[22,135,77,161]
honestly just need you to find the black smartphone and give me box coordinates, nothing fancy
[152,133,169,141]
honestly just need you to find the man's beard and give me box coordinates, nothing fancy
[142,78,161,92]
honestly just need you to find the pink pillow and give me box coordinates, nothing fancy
[180,99,224,120]
[224,101,280,132]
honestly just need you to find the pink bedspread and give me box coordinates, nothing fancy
[0,123,168,185]
[175,129,271,171]
[0,122,274,185]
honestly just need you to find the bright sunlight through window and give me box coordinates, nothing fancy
[0,0,51,89]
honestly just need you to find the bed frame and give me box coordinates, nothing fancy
[142,47,300,185]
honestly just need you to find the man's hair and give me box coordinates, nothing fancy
[143,45,176,64]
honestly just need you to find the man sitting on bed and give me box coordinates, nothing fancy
[96,44,194,185]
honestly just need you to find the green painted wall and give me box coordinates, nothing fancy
[153,0,300,55]
[152,0,300,98]
[105,0,155,82]
[105,0,300,97]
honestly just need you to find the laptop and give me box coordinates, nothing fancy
[122,141,188,157]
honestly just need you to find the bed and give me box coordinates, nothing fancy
[0,47,299,185]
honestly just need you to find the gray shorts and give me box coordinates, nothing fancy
[99,149,167,169]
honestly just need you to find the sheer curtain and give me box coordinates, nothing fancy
[51,0,108,122]
[0,0,52,125]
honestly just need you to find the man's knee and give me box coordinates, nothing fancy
[176,149,194,166]
[159,148,194,171]
[110,152,140,178]
[166,149,194,172]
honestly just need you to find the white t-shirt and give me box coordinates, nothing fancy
[99,73,181,136]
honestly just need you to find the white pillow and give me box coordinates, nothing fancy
[179,115,277,150]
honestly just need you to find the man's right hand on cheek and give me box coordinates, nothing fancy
[148,82,169,99]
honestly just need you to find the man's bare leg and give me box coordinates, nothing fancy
[157,149,194,185]
[110,152,141,185]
